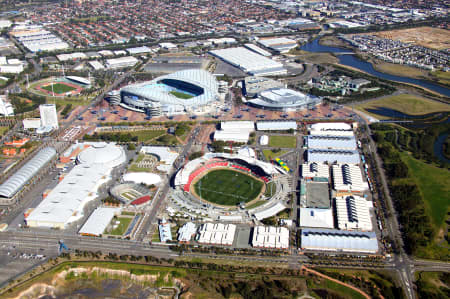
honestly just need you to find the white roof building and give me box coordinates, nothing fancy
[309,122,354,137]
[251,225,289,249]
[177,222,197,243]
[244,43,272,57]
[306,135,357,150]
[122,172,161,185]
[301,228,378,253]
[259,135,269,146]
[307,149,360,164]
[39,104,58,129]
[22,118,41,129]
[0,95,14,116]
[257,37,298,53]
[209,47,287,76]
[159,219,172,242]
[214,121,255,143]
[26,143,126,229]
[335,195,373,231]
[78,207,121,236]
[88,60,104,70]
[256,121,297,131]
[237,146,256,158]
[106,56,139,69]
[299,208,334,229]
[56,52,87,62]
[196,223,236,246]
[301,162,329,180]
[127,46,152,55]
[332,164,368,192]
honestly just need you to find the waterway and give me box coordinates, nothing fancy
[434,133,450,164]
[300,39,450,97]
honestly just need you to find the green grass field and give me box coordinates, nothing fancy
[109,217,132,236]
[41,83,76,94]
[268,135,296,148]
[400,153,450,229]
[262,149,288,161]
[430,70,450,86]
[169,91,194,99]
[132,130,166,142]
[356,94,450,119]
[194,169,264,206]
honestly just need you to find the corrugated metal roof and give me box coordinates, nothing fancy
[307,135,357,150]
[79,207,121,236]
[0,147,56,198]
[256,121,297,131]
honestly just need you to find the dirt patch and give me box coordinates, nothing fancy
[371,27,450,50]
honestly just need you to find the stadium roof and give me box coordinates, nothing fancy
[66,76,90,85]
[0,147,56,198]
[121,69,219,108]
[248,88,321,110]
[253,202,286,220]
[301,228,378,253]
[79,207,121,236]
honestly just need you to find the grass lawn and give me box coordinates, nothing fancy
[131,130,166,142]
[356,94,450,118]
[245,200,267,210]
[430,70,450,86]
[262,149,288,161]
[268,135,296,148]
[0,126,9,135]
[109,217,132,236]
[41,83,76,94]
[169,91,194,99]
[194,169,263,206]
[372,60,429,79]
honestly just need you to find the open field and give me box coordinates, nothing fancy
[169,90,194,99]
[131,130,166,142]
[0,126,9,135]
[41,83,76,94]
[400,153,450,231]
[430,71,450,86]
[356,94,450,118]
[269,135,297,148]
[262,149,289,161]
[372,27,450,50]
[109,217,132,235]
[371,59,429,79]
[194,169,264,206]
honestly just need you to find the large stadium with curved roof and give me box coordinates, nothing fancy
[120,69,221,116]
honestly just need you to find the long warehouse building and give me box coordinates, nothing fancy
[209,47,287,76]
[0,147,56,199]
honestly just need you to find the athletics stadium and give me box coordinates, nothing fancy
[119,69,221,116]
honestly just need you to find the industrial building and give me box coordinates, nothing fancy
[214,121,254,143]
[78,207,121,237]
[10,26,69,52]
[307,149,360,164]
[177,222,196,243]
[301,162,330,180]
[0,147,56,199]
[120,69,220,116]
[209,47,287,76]
[309,122,354,137]
[251,225,289,249]
[196,223,236,246]
[335,195,373,231]
[244,43,272,57]
[126,46,152,55]
[306,135,357,150]
[242,76,284,97]
[299,208,334,229]
[301,228,378,253]
[39,104,58,129]
[256,121,297,131]
[257,37,298,53]
[105,56,139,69]
[247,88,321,111]
[0,56,24,74]
[26,142,126,229]
[332,164,368,193]
[140,146,179,173]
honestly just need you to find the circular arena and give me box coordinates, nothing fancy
[30,76,90,97]
[172,153,292,222]
[119,69,220,116]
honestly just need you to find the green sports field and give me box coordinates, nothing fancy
[41,83,76,94]
[169,91,194,99]
[193,169,264,206]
